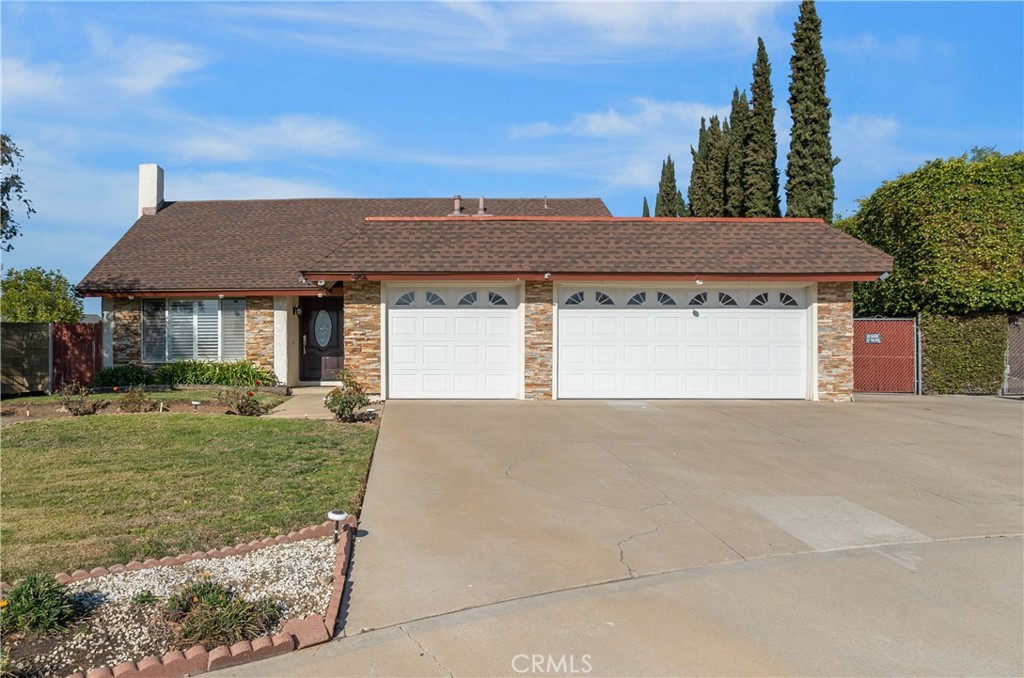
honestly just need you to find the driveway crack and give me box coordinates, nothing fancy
[617,522,669,577]
[401,625,453,677]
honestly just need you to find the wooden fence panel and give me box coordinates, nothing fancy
[52,323,103,389]
[1,323,51,395]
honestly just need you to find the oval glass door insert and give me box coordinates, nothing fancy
[313,310,333,347]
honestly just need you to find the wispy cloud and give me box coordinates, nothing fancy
[175,115,368,163]
[829,33,953,60]
[511,98,723,139]
[218,2,785,65]
[1,58,68,103]
[87,28,208,94]
[170,172,345,201]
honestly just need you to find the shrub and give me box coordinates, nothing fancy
[119,385,155,413]
[152,360,275,386]
[921,313,1008,394]
[0,574,75,634]
[131,590,158,607]
[57,381,109,416]
[163,580,280,649]
[323,369,370,422]
[94,364,153,388]
[217,385,271,417]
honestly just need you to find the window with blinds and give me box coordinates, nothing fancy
[142,298,247,363]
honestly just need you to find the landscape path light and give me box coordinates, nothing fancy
[328,510,349,544]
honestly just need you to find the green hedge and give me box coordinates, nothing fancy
[94,360,275,388]
[920,313,1007,394]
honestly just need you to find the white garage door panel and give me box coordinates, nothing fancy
[557,294,808,399]
[388,286,519,399]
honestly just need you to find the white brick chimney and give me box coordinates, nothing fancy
[138,163,164,217]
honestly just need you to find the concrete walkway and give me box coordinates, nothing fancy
[263,387,335,420]
[222,396,1023,676]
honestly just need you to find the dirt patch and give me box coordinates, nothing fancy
[0,400,251,426]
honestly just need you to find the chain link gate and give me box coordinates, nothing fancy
[853,317,921,394]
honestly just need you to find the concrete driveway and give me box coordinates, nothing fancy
[225,396,1023,676]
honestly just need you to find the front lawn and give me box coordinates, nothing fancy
[0,415,376,581]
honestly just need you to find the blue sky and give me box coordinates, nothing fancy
[3,1,1022,314]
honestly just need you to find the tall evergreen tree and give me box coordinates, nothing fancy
[744,38,781,217]
[690,117,728,217]
[688,118,708,215]
[724,88,751,217]
[674,190,685,218]
[655,155,681,217]
[785,0,838,222]
[642,196,650,217]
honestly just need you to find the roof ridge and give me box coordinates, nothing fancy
[363,216,827,223]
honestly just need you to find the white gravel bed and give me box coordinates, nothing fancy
[69,536,337,619]
[7,537,337,678]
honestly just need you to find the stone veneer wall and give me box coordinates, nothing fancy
[816,282,855,402]
[524,281,554,399]
[111,297,142,365]
[244,297,275,372]
[343,281,381,394]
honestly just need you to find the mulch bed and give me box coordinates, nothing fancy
[0,400,244,426]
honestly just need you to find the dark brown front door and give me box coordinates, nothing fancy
[300,297,344,381]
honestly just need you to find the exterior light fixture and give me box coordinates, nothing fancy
[127,295,135,301]
[293,306,303,316]
[327,510,349,544]
[191,400,201,412]
[878,272,891,281]
[543,272,552,280]
[218,293,225,299]
[694,278,704,286]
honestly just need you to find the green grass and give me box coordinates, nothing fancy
[0,415,376,580]
[1,389,284,407]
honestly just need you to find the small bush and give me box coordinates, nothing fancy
[152,360,275,386]
[57,381,109,416]
[0,574,75,634]
[119,385,155,413]
[217,385,271,417]
[131,590,158,607]
[323,369,370,422]
[163,580,281,649]
[94,364,153,388]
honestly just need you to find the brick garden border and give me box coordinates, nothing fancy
[2,516,357,678]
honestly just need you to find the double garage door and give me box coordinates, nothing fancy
[386,285,809,399]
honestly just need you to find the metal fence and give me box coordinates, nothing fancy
[853,317,921,394]
[1006,314,1024,396]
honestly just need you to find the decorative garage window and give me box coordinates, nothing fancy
[488,291,509,306]
[565,291,585,306]
[688,292,707,306]
[718,292,738,306]
[657,291,677,306]
[425,291,446,307]
[627,291,646,306]
[750,292,769,306]
[596,291,615,306]
[395,291,415,306]
[142,298,245,363]
[780,292,799,307]
[458,291,477,306]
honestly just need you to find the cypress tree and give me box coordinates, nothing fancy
[655,155,681,217]
[724,88,751,217]
[744,37,781,217]
[688,118,708,216]
[674,190,686,218]
[690,117,728,217]
[785,0,838,222]
[642,196,650,217]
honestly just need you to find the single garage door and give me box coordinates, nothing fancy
[387,286,519,398]
[557,286,809,399]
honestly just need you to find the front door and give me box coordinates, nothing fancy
[300,297,344,382]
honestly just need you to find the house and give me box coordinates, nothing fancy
[78,164,892,401]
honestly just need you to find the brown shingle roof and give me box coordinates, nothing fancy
[306,217,892,278]
[77,198,611,293]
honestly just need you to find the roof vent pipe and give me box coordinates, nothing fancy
[477,197,486,215]
[451,195,462,215]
